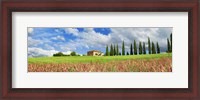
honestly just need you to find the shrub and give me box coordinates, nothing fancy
[53,52,64,56]
[70,51,76,56]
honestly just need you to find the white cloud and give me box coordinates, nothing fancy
[51,36,65,41]
[28,28,34,36]
[28,47,71,57]
[28,47,58,57]
[63,51,72,55]
[61,28,110,51]
[64,28,79,36]
[61,28,172,52]
[28,37,42,47]
[44,44,55,50]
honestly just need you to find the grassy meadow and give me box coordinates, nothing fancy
[28,53,172,72]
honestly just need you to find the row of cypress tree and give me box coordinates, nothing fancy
[105,37,161,56]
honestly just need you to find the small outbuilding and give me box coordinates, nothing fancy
[87,50,104,56]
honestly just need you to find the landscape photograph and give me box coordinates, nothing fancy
[28,27,172,72]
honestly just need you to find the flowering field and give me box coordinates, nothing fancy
[28,53,172,72]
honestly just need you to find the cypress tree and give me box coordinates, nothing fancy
[110,44,113,56]
[130,43,133,55]
[114,45,116,56]
[148,37,151,54]
[167,38,171,53]
[116,44,119,56]
[143,42,146,54]
[122,41,125,55]
[152,42,156,54]
[139,41,142,55]
[106,45,109,56]
[170,33,172,52]
[126,52,129,55]
[112,44,114,56]
[134,40,137,55]
[157,42,160,54]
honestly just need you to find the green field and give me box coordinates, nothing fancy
[28,53,172,64]
[28,53,172,72]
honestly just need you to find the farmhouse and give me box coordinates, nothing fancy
[87,50,104,56]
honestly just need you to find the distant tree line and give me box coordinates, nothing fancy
[53,51,80,57]
[105,33,172,56]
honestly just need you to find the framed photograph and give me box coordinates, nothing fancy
[28,27,172,72]
[1,0,199,99]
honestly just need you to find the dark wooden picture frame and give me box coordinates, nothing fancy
[0,0,199,99]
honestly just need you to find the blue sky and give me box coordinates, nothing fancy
[28,27,172,57]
